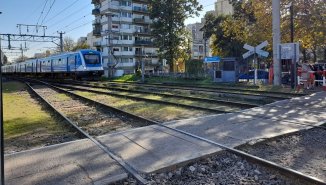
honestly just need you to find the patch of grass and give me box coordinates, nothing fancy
[3,81,72,143]
[112,74,140,82]
[54,93,71,101]
[75,91,210,122]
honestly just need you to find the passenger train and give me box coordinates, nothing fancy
[2,49,104,79]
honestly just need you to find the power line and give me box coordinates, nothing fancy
[47,3,91,30]
[43,0,81,25]
[53,13,91,34]
[65,20,93,34]
[36,0,50,26]
[40,0,57,25]
[22,2,46,23]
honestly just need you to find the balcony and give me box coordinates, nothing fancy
[132,0,148,3]
[135,51,158,57]
[135,40,153,46]
[133,18,145,23]
[93,41,102,47]
[92,19,101,25]
[91,0,100,4]
[93,29,101,37]
[92,8,100,15]
[133,7,148,13]
[135,29,151,35]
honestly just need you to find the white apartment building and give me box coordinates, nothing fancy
[186,22,210,60]
[91,0,159,76]
[215,0,234,16]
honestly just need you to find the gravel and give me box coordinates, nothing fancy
[116,128,325,185]
[239,127,326,182]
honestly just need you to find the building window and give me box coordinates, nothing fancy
[112,25,119,29]
[121,35,132,40]
[121,24,130,29]
[121,12,132,18]
[123,47,132,51]
[120,1,131,6]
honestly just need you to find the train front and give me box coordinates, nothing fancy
[79,50,104,78]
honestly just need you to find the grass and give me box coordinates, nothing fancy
[3,81,76,152]
[74,90,210,122]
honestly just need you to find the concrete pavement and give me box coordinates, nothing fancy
[5,139,127,185]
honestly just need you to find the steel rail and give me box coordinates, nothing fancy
[24,81,149,185]
[26,78,325,185]
[103,81,296,100]
[107,81,307,97]
[53,80,259,108]
[50,83,231,114]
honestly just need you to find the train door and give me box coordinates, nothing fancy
[66,57,69,73]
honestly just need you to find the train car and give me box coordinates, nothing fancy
[2,49,104,79]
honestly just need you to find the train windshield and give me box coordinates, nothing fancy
[83,54,100,64]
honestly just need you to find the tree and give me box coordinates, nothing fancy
[149,0,202,72]
[73,41,90,51]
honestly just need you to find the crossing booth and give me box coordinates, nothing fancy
[204,57,239,83]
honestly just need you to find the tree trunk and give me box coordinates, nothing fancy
[312,49,317,63]
[303,48,307,62]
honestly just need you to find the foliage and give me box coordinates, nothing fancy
[55,36,90,53]
[149,0,202,72]
[185,59,204,75]
[202,0,325,62]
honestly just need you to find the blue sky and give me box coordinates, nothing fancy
[0,0,214,61]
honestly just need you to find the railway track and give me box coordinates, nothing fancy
[24,80,150,184]
[52,80,259,109]
[23,78,325,185]
[49,83,237,114]
[101,81,303,100]
[107,82,307,99]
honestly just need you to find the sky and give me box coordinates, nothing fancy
[0,0,215,62]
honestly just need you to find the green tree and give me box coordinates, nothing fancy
[149,0,202,72]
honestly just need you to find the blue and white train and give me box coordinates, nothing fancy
[2,49,104,78]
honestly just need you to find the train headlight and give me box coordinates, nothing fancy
[83,66,87,70]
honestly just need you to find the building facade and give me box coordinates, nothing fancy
[91,0,159,77]
[215,0,234,16]
[186,22,210,60]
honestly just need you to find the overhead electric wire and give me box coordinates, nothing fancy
[22,1,46,23]
[47,3,92,29]
[52,13,92,34]
[65,20,93,34]
[43,0,81,25]
[36,0,50,26]
[40,0,57,25]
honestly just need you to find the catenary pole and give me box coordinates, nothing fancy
[272,0,281,85]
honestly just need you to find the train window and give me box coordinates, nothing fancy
[68,56,75,65]
[83,54,100,64]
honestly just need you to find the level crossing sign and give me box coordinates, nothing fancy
[242,41,269,59]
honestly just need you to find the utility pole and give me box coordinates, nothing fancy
[141,45,145,83]
[0,33,4,185]
[58,31,65,53]
[289,2,296,89]
[272,0,281,86]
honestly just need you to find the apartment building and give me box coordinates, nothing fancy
[186,22,210,60]
[91,0,159,76]
[215,0,234,16]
